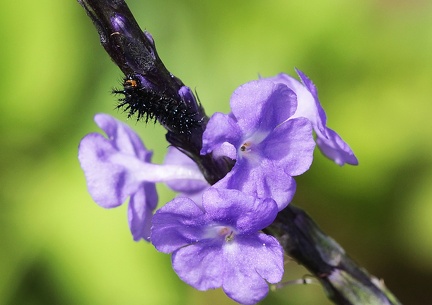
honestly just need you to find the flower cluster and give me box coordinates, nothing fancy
[78,70,357,304]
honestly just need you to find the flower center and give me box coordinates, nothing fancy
[238,131,267,159]
[238,139,261,165]
[218,226,235,242]
[205,225,236,242]
[240,141,251,152]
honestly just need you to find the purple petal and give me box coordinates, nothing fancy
[164,146,209,194]
[94,113,151,161]
[295,71,358,165]
[230,80,297,134]
[265,72,326,135]
[78,133,130,208]
[79,114,161,242]
[128,183,158,241]
[79,114,207,209]
[259,117,315,176]
[78,115,157,208]
[221,234,283,305]
[266,70,358,166]
[293,69,328,136]
[214,118,315,209]
[316,127,359,166]
[151,187,284,304]
[245,234,285,283]
[202,188,278,232]
[235,197,278,233]
[151,197,206,253]
[201,112,241,158]
[172,241,224,290]
[216,161,297,210]
[171,231,283,305]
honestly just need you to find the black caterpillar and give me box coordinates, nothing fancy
[113,75,200,134]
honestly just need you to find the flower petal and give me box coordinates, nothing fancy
[294,69,328,136]
[202,188,278,232]
[213,118,314,209]
[317,127,359,166]
[266,72,327,136]
[164,146,209,194]
[94,113,151,160]
[201,112,241,158]
[172,241,224,290]
[260,117,315,175]
[78,133,129,208]
[128,183,158,241]
[151,197,206,253]
[221,234,283,305]
[230,80,297,135]
[216,161,297,210]
[265,70,358,166]
[78,115,157,208]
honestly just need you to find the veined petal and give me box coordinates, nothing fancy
[295,70,358,165]
[211,117,314,209]
[79,114,157,208]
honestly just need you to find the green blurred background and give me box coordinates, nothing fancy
[1,0,431,304]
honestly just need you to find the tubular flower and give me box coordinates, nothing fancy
[201,79,316,210]
[78,114,206,241]
[151,188,284,305]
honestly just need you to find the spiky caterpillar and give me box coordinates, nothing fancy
[113,75,200,134]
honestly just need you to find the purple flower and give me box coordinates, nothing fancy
[151,188,284,305]
[78,114,206,241]
[201,79,316,210]
[265,69,358,166]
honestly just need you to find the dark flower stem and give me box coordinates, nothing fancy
[266,206,402,305]
[78,1,402,304]
[78,0,234,184]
